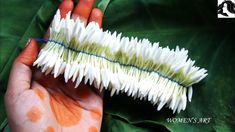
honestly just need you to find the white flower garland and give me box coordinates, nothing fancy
[33,10,208,113]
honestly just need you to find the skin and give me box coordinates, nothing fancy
[4,0,104,131]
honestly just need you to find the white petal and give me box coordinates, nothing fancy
[157,100,166,111]
[54,60,62,78]
[99,83,104,92]
[89,67,95,85]
[110,88,116,97]
[101,69,109,88]
[77,64,84,83]
[41,65,48,73]
[182,88,187,110]
[173,97,180,114]
[45,67,53,75]
[188,86,193,102]
[58,62,66,75]
[69,63,77,80]
[72,65,80,82]
[64,64,71,82]
[75,76,82,88]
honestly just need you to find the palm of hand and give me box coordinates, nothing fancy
[6,69,102,132]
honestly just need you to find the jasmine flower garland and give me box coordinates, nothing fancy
[33,10,208,113]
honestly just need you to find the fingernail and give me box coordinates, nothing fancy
[25,38,32,48]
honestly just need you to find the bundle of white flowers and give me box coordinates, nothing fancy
[33,10,208,113]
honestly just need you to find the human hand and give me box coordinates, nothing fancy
[5,0,103,131]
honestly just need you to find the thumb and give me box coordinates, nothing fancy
[6,38,39,98]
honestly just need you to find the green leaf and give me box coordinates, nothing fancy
[0,118,7,130]
[98,0,112,13]
[0,0,235,132]
[3,124,10,132]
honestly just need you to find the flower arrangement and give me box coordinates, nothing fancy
[34,10,208,113]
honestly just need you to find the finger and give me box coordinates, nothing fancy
[72,0,94,24]
[88,8,103,28]
[43,0,74,45]
[6,39,39,97]
[58,0,74,19]
[16,39,38,66]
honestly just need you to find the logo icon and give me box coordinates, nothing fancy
[218,0,235,18]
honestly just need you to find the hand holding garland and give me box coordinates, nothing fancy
[5,0,104,132]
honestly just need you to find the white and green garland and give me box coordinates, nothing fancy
[33,10,208,113]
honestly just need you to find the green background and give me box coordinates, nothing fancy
[0,0,235,131]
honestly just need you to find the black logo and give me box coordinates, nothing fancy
[218,0,235,18]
